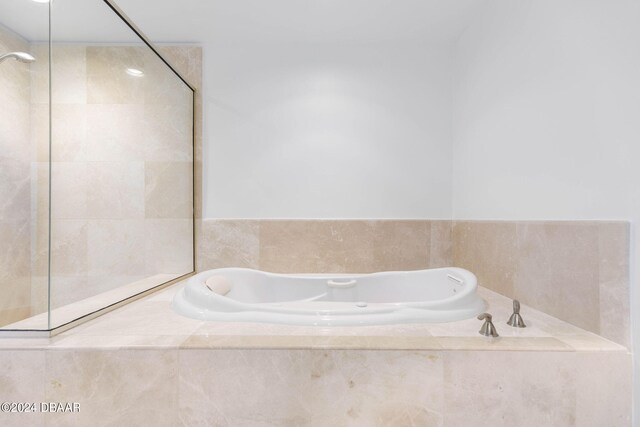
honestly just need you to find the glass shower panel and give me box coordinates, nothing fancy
[0,0,50,330]
[47,0,194,328]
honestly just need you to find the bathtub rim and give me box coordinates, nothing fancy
[173,267,486,326]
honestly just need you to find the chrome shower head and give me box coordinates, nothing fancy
[0,52,36,64]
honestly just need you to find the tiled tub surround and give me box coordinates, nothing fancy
[197,219,630,348]
[453,220,630,348]
[197,219,453,273]
[0,281,630,426]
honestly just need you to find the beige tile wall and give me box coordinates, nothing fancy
[0,42,201,329]
[197,219,452,274]
[156,45,203,220]
[0,39,200,329]
[0,347,630,426]
[26,44,196,322]
[0,26,33,326]
[197,219,630,347]
[453,220,630,347]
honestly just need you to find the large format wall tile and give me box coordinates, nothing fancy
[52,46,87,104]
[453,220,630,348]
[597,223,631,346]
[0,305,31,329]
[370,221,431,272]
[32,44,88,105]
[30,103,49,163]
[143,104,193,162]
[86,161,144,219]
[0,346,630,425]
[257,220,449,274]
[30,163,50,279]
[142,54,193,107]
[0,351,46,427]
[259,220,378,273]
[50,104,87,162]
[145,219,193,275]
[0,221,30,287]
[178,349,445,426]
[199,219,452,274]
[429,220,452,268]
[157,46,203,220]
[144,161,193,219]
[87,220,145,277]
[86,47,146,104]
[85,104,146,162]
[197,219,260,271]
[174,348,629,426]
[0,161,30,222]
[179,349,315,425]
[28,43,49,105]
[0,28,30,107]
[50,162,88,219]
[44,350,178,427]
[309,350,444,425]
[442,351,576,426]
[0,27,32,328]
[48,276,89,310]
[49,220,88,277]
[515,222,600,333]
[1,102,30,164]
[574,351,631,426]
[29,276,48,317]
[452,221,517,297]
[0,220,31,325]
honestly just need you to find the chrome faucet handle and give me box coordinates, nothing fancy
[477,313,499,337]
[507,299,526,328]
[477,313,492,321]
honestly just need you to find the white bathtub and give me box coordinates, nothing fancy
[172,267,486,326]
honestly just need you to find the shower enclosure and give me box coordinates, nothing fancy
[0,0,195,333]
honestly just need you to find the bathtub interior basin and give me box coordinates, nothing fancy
[172,267,486,326]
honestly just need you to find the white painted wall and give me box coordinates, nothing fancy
[204,43,454,218]
[452,0,640,220]
[452,0,640,422]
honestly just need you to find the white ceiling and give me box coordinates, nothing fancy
[116,0,487,45]
[0,0,487,45]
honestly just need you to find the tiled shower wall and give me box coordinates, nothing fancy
[27,44,194,318]
[197,219,630,347]
[0,26,31,325]
[0,37,199,328]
